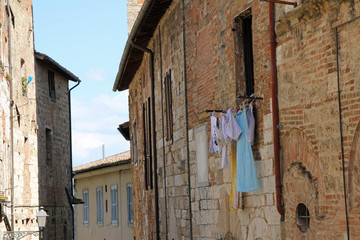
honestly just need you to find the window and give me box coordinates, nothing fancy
[48,70,56,101]
[143,98,153,189]
[234,10,254,98]
[127,183,133,225]
[96,187,103,225]
[164,70,173,142]
[111,185,118,225]
[45,128,52,162]
[83,189,89,224]
[131,119,138,165]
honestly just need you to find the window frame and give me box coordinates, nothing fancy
[96,187,103,225]
[82,189,89,225]
[110,185,118,225]
[234,9,255,98]
[127,183,133,225]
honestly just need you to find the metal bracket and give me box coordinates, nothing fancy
[3,231,39,240]
[261,0,297,6]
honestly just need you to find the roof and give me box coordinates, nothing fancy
[73,151,131,174]
[35,51,81,82]
[113,0,173,91]
[118,121,130,141]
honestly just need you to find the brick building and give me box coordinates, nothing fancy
[113,0,360,239]
[0,1,81,239]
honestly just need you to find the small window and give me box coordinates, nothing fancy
[164,70,173,142]
[48,71,56,101]
[111,185,118,225]
[296,203,310,232]
[127,183,133,225]
[45,128,52,162]
[96,187,103,225]
[234,10,254,98]
[82,189,89,224]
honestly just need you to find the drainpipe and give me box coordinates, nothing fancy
[6,0,14,230]
[269,2,284,216]
[130,39,160,240]
[158,28,169,240]
[335,25,350,240]
[68,79,80,240]
[182,0,193,238]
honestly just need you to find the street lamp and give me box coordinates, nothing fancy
[2,206,48,240]
[36,206,48,239]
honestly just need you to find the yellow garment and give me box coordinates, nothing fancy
[229,140,241,211]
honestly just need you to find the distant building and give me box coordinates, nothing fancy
[73,151,133,240]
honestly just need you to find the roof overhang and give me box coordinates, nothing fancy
[117,121,130,141]
[113,0,172,92]
[35,51,81,83]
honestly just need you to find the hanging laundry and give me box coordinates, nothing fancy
[246,104,255,145]
[236,105,258,192]
[209,113,222,154]
[221,109,242,168]
[229,140,242,210]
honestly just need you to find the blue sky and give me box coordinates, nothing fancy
[33,0,130,167]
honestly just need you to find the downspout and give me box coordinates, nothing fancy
[158,28,168,240]
[6,0,14,230]
[335,26,350,240]
[269,2,284,216]
[68,79,80,240]
[130,39,160,240]
[182,0,193,238]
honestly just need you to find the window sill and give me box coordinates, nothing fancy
[97,222,103,227]
[111,221,118,227]
[83,222,89,227]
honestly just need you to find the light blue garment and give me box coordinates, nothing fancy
[236,106,258,192]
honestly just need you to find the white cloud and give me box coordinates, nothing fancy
[71,91,130,167]
[86,68,108,82]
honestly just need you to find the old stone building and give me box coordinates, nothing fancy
[35,52,81,240]
[113,0,360,239]
[0,1,81,239]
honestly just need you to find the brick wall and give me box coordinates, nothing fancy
[276,0,360,238]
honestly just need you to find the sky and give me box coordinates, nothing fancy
[33,0,130,167]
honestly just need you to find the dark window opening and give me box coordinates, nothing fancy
[105,199,108,213]
[48,71,56,101]
[143,97,153,190]
[164,70,173,142]
[46,128,52,162]
[296,203,310,232]
[234,10,255,98]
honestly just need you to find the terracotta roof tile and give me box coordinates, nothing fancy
[73,151,131,173]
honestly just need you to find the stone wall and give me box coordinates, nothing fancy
[127,0,144,34]
[35,59,73,240]
[0,0,40,237]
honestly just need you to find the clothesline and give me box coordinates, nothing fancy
[236,95,263,100]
